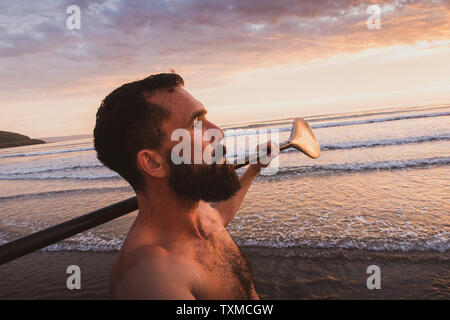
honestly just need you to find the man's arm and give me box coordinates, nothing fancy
[212,141,279,227]
[211,165,261,226]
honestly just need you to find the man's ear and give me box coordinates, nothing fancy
[136,149,168,179]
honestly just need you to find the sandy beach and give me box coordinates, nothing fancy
[0,247,448,300]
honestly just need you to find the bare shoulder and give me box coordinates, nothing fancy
[110,245,197,300]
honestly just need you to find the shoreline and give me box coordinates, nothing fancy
[0,139,46,149]
[0,247,448,300]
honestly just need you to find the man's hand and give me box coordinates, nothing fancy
[248,140,280,173]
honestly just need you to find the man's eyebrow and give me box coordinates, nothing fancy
[188,109,207,124]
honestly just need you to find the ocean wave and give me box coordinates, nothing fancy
[43,239,448,253]
[0,146,94,159]
[0,172,119,180]
[223,105,450,131]
[224,111,450,138]
[264,157,450,177]
[313,111,450,129]
[235,237,450,253]
[0,134,447,179]
[0,186,132,201]
[1,157,448,181]
[1,214,447,254]
[1,235,446,254]
[0,163,103,175]
[320,134,450,151]
[0,133,448,178]
[42,234,124,252]
[278,134,450,153]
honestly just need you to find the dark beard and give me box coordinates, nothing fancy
[167,154,241,202]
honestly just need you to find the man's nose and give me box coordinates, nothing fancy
[205,121,224,140]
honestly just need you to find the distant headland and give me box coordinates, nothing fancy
[0,131,46,149]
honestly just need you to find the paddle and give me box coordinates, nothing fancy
[234,118,320,168]
[0,118,320,265]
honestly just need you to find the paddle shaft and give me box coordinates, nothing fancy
[234,140,290,169]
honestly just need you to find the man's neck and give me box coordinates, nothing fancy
[134,183,206,241]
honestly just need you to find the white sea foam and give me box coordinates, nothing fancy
[0,146,94,159]
[0,156,448,180]
[0,163,103,175]
[319,134,450,151]
[224,111,450,138]
[10,235,446,253]
[0,186,132,201]
[235,237,450,253]
[269,157,450,177]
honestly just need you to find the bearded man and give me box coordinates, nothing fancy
[94,73,277,299]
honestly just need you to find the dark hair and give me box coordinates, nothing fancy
[94,73,184,192]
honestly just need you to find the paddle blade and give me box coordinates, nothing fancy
[288,118,321,159]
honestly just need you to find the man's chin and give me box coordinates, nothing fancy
[168,162,241,203]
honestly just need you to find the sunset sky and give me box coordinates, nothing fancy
[1,0,450,138]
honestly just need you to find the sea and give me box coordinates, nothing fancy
[0,105,449,254]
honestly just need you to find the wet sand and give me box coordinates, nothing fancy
[0,248,448,299]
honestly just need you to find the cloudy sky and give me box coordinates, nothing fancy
[1,0,450,137]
